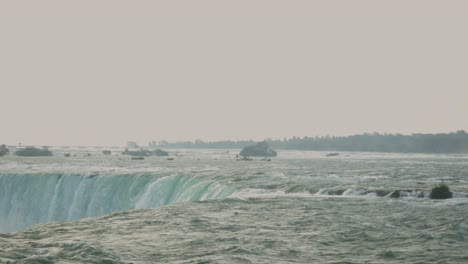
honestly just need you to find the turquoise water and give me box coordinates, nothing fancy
[1,148,467,263]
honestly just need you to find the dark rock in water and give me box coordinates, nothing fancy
[326,153,340,157]
[240,142,277,158]
[102,150,111,155]
[64,153,71,157]
[374,190,391,197]
[14,147,53,157]
[132,156,145,160]
[167,157,174,161]
[390,190,400,198]
[152,149,169,156]
[0,144,9,157]
[328,189,346,195]
[429,184,452,199]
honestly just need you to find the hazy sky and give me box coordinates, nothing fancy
[1,1,467,146]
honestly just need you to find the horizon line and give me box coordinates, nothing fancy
[2,129,466,148]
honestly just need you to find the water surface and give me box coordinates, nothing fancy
[1,149,467,263]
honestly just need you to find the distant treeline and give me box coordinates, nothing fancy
[149,130,468,154]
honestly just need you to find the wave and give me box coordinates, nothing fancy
[231,187,468,200]
[0,173,236,232]
[2,171,466,233]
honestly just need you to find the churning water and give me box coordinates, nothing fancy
[1,148,467,263]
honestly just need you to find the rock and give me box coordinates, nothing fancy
[373,190,391,197]
[327,189,345,195]
[429,184,452,199]
[102,150,111,155]
[167,157,174,161]
[0,144,9,157]
[14,147,53,157]
[240,142,277,158]
[152,149,169,156]
[326,153,340,157]
[132,156,145,160]
[64,153,71,157]
[390,190,400,198]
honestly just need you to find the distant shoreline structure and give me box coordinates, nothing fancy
[2,131,468,154]
[148,130,468,154]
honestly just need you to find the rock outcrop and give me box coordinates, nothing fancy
[0,144,9,157]
[429,184,452,199]
[14,147,53,157]
[390,190,400,198]
[240,142,277,158]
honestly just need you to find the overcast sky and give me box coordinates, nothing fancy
[1,1,467,146]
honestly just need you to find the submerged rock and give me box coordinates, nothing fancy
[326,153,340,157]
[0,144,9,157]
[132,156,145,160]
[429,184,452,199]
[373,190,391,197]
[240,142,277,158]
[64,153,71,157]
[14,147,53,157]
[390,190,400,198]
[102,150,112,155]
[327,189,346,195]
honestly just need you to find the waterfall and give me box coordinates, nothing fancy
[0,173,236,232]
